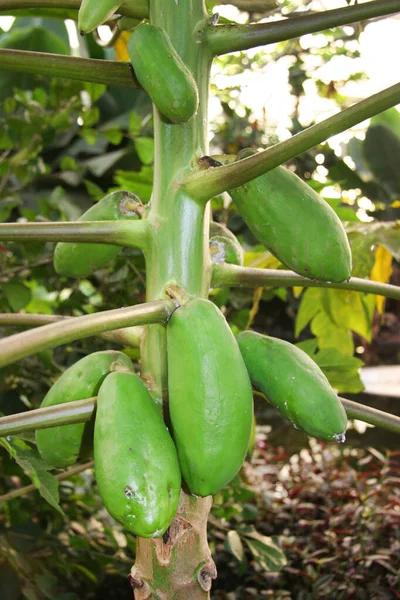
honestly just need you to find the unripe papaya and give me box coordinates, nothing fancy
[237,331,347,442]
[127,24,199,124]
[209,221,244,266]
[167,298,253,497]
[54,191,143,278]
[229,150,352,282]
[94,371,181,538]
[78,0,122,33]
[36,350,133,468]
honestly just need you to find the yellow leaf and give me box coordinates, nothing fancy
[370,245,393,314]
[244,251,282,270]
[114,31,131,62]
[390,200,400,208]
[246,287,263,329]
[292,286,303,298]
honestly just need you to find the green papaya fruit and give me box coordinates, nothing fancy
[78,0,122,33]
[94,371,181,538]
[167,298,253,497]
[54,191,143,278]
[36,350,133,468]
[237,331,347,442]
[209,221,244,266]
[127,23,199,124]
[229,150,352,282]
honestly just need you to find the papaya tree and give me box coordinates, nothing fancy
[0,0,400,598]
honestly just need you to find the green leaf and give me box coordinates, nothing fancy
[3,282,32,312]
[225,530,245,563]
[79,129,98,146]
[129,112,142,136]
[371,107,400,139]
[60,156,78,171]
[301,345,364,394]
[103,128,123,145]
[114,166,154,202]
[310,311,354,356]
[363,125,400,197]
[322,289,372,342]
[83,82,107,102]
[134,137,154,165]
[0,438,63,514]
[242,527,286,573]
[295,288,323,338]
[83,180,104,201]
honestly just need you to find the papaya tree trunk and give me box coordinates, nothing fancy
[132,0,216,597]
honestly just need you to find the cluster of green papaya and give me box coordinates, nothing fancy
[36,350,181,538]
[35,297,346,538]
[229,148,352,282]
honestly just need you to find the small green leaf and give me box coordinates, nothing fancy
[60,156,78,171]
[84,82,107,102]
[80,128,98,146]
[103,127,123,145]
[134,137,154,165]
[311,311,354,356]
[129,111,142,136]
[3,282,32,312]
[0,438,63,514]
[295,287,323,338]
[225,530,245,563]
[242,528,286,572]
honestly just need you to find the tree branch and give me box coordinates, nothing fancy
[0,49,140,89]
[208,0,400,56]
[0,0,149,19]
[341,398,400,435]
[183,83,400,201]
[0,398,95,437]
[0,460,94,505]
[0,299,177,367]
[0,394,398,440]
[0,221,149,250]
[212,264,400,300]
[0,313,144,348]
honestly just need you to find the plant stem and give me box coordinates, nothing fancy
[341,398,400,435]
[0,313,143,347]
[208,0,400,55]
[0,394,398,442]
[132,1,217,597]
[0,398,95,437]
[0,220,149,249]
[0,0,149,18]
[0,460,94,505]
[212,264,400,300]
[0,49,139,88]
[183,83,400,201]
[0,299,176,367]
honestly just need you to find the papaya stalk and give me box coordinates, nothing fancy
[131,1,217,596]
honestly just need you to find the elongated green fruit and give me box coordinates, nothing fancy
[94,371,181,538]
[237,331,347,442]
[78,0,122,33]
[36,351,133,468]
[128,23,199,124]
[229,150,352,282]
[54,191,143,277]
[209,221,244,266]
[168,298,253,497]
